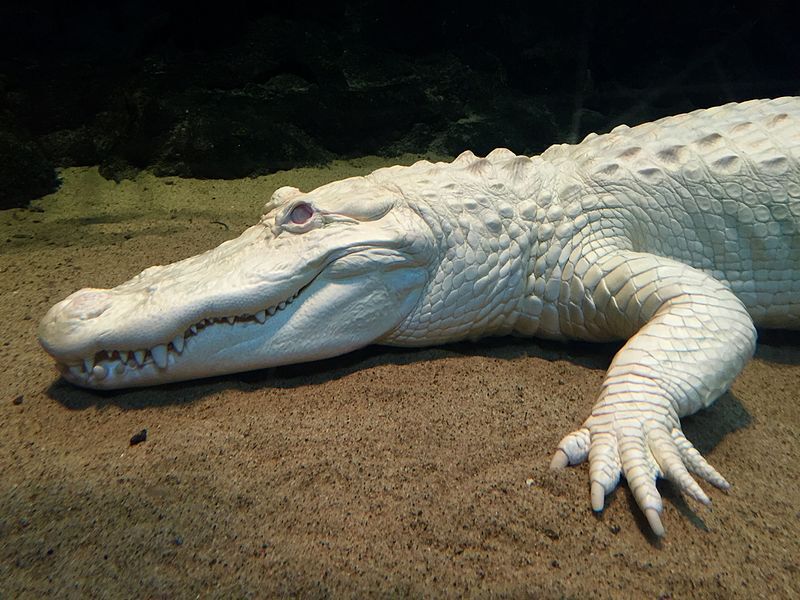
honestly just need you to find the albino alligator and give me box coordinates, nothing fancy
[39,97,800,536]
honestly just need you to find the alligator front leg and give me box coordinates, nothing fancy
[550,251,757,535]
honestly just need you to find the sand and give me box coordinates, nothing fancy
[1,161,798,598]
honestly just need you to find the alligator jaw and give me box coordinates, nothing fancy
[51,288,304,389]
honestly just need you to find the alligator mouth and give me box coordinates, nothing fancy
[56,287,305,384]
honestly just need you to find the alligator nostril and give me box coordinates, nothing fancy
[62,289,112,320]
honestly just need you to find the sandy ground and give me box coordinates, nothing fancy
[1,161,798,598]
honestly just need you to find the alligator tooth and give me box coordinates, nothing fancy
[255,310,267,323]
[151,344,168,368]
[287,296,294,304]
[92,364,107,380]
[190,325,197,334]
[267,306,276,316]
[172,335,185,353]
[83,357,94,373]
[226,316,235,324]
[114,362,126,375]
[133,350,146,367]
[278,301,286,310]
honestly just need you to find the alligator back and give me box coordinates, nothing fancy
[547,97,800,328]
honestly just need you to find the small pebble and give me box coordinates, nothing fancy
[12,395,23,405]
[129,429,147,445]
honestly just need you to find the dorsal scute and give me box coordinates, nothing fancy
[466,158,492,176]
[453,150,480,165]
[365,148,543,210]
[486,148,517,161]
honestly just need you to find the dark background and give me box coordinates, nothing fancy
[1,0,797,208]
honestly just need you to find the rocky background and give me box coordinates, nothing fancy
[1,1,798,209]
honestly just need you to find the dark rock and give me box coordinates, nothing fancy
[0,2,798,202]
[0,120,59,209]
[129,429,148,446]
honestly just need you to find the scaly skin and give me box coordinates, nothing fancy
[39,97,800,535]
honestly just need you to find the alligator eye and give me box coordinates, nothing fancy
[289,202,314,224]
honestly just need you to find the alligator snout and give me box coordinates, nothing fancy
[38,288,115,360]
[57,288,113,321]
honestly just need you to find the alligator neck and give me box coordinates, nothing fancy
[378,149,562,345]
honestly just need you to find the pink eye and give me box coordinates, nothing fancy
[289,203,314,224]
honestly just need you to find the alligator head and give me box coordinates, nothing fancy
[39,175,437,389]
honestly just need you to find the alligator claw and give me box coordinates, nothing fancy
[553,416,730,537]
